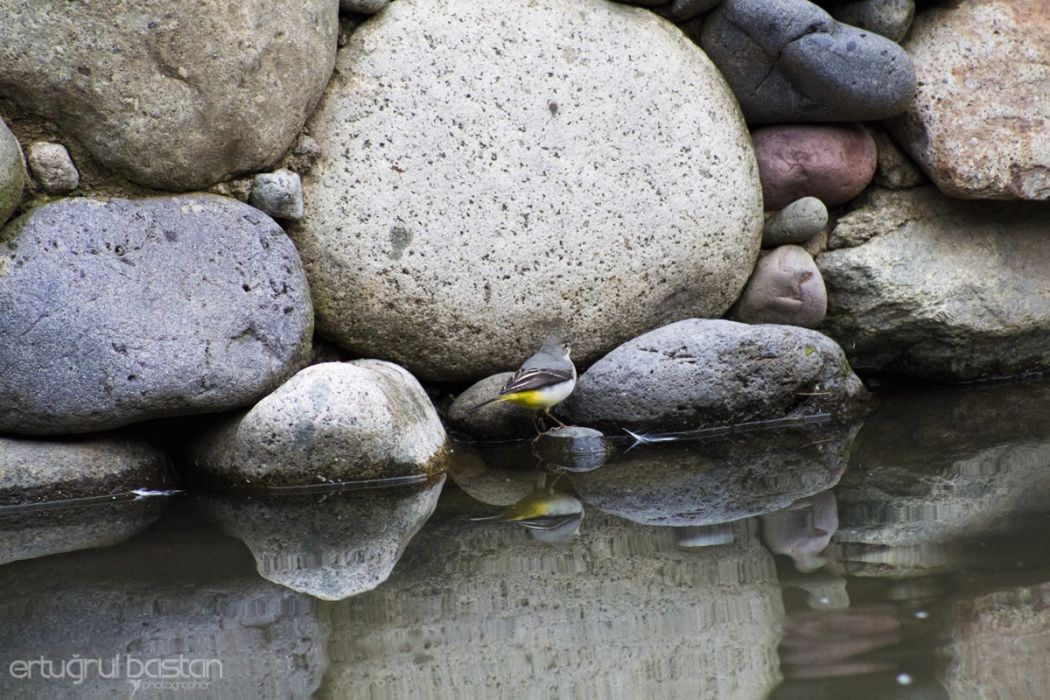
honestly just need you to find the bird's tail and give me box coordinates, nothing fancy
[465,396,504,415]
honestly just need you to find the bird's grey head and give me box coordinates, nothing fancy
[541,336,571,358]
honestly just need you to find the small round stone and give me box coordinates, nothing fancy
[26,141,78,194]
[730,245,828,328]
[448,372,537,441]
[250,169,304,220]
[762,197,828,247]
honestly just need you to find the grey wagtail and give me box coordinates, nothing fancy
[467,337,576,428]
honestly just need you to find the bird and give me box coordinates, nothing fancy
[467,336,576,430]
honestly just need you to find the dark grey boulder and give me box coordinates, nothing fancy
[700,0,916,124]
[563,319,867,433]
[0,195,313,435]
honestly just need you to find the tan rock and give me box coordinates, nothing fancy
[889,1,1050,199]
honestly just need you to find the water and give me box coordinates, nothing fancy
[2,380,1050,698]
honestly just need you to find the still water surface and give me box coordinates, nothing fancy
[1,380,1049,698]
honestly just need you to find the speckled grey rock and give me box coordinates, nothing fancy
[295,0,763,382]
[871,127,925,190]
[563,319,866,432]
[201,476,444,600]
[668,0,724,22]
[447,372,537,441]
[0,436,171,506]
[729,245,827,328]
[827,0,914,42]
[187,361,449,488]
[250,169,304,220]
[701,0,916,124]
[570,425,854,526]
[762,197,828,247]
[25,141,78,194]
[0,195,313,435]
[819,187,1050,379]
[0,119,25,224]
[0,1,338,190]
[887,0,1050,200]
[340,0,390,12]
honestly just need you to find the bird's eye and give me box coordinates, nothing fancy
[563,344,572,355]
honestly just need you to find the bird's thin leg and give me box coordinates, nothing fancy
[531,413,544,434]
[545,408,567,428]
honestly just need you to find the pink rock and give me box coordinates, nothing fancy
[753,124,877,210]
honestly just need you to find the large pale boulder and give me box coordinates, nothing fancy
[294,0,763,382]
[818,187,1050,379]
[888,0,1050,199]
[0,195,313,435]
[187,361,449,488]
[0,1,338,190]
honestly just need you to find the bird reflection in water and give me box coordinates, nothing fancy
[470,472,584,544]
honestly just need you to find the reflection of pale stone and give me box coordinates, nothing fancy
[570,425,855,527]
[0,499,166,566]
[0,521,328,698]
[943,580,1050,699]
[320,492,785,698]
[200,476,444,601]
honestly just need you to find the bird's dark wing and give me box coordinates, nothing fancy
[500,367,574,394]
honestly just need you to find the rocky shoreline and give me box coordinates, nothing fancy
[1,0,1048,503]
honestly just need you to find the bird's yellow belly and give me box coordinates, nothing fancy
[502,380,576,409]
[503,389,551,409]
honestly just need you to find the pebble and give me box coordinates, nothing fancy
[729,245,828,328]
[762,197,828,247]
[250,169,304,220]
[26,141,78,194]
[668,0,723,22]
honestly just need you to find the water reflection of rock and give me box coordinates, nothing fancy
[198,475,445,601]
[761,490,838,573]
[942,575,1050,699]
[0,509,329,698]
[570,425,856,527]
[0,498,167,565]
[320,491,785,699]
[831,381,1050,577]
